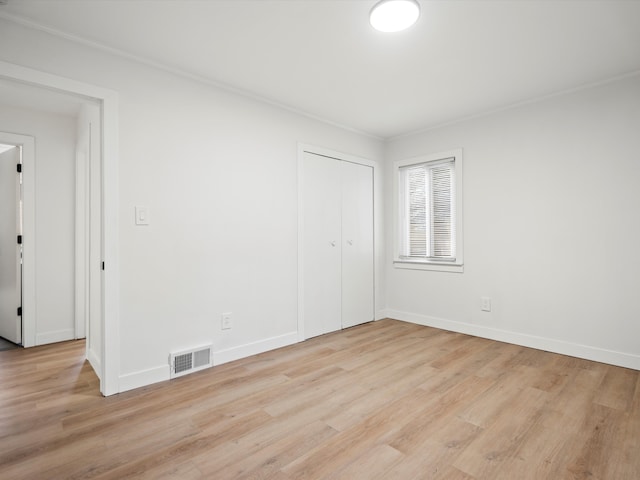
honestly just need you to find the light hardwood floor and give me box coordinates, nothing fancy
[1,319,638,479]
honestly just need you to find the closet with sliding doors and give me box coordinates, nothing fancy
[299,149,374,339]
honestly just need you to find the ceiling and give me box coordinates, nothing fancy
[1,0,640,138]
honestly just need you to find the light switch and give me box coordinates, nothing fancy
[135,206,150,225]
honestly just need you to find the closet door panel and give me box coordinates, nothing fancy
[302,152,342,339]
[341,161,374,329]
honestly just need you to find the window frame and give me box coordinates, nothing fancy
[393,149,464,273]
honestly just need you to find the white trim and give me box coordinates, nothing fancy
[101,91,120,396]
[374,309,387,321]
[74,144,88,340]
[297,146,306,342]
[119,366,169,393]
[75,104,102,371]
[213,331,298,366]
[392,148,464,272]
[0,132,36,347]
[36,328,75,346]
[297,143,377,341]
[0,60,120,396]
[74,110,90,341]
[0,60,117,104]
[118,332,298,393]
[393,261,464,273]
[298,143,377,169]
[386,309,640,371]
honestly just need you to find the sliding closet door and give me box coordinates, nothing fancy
[341,161,374,329]
[301,150,374,339]
[302,152,342,339]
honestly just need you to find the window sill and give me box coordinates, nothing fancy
[393,260,464,273]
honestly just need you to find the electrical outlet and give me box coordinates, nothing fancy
[481,297,492,312]
[221,312,232,330]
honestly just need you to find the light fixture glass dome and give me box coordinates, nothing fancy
[370,0,420,33]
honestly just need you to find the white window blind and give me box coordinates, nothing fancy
[400,159,456,260]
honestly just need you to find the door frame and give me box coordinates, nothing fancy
[74,104,101,358]
[0,60,120,396]
[0,133,34,346]
[296,143,377,341]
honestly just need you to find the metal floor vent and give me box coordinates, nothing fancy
[169,345,212,379]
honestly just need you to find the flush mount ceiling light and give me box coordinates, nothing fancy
[370,0,420,33]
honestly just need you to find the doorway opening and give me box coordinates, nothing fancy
[0,133,34,349]
[0,60,119,395]
[0,102,104,384]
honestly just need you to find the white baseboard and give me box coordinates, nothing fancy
[119,365,170,393]
[374,310,388,321]
[117,331,299,393]
[35,328,74,346]
[213,331,298,366]
[385,309,640,371]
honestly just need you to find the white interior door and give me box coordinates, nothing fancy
[0,145,22,344]
[341,161,374,329]
[302,152,342,339]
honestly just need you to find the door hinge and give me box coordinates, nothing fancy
[17,163,22,173]
[17,235,22,244]
[17,306,22,316]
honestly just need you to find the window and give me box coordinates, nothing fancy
[394,149,463,272]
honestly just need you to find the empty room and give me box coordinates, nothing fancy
[0,0,639,478]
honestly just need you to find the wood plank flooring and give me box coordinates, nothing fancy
[1,319,639,479]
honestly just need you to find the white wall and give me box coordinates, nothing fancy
[0,19,384,391]
[385,74,640,369]
[0,103,77,345]
[11,13,637,391]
